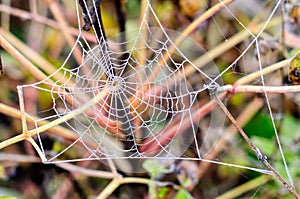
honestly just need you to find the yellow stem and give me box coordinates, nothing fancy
[0,28,73,87]
[236,59,290,85]
[0,134,25,150]
[47,0,82,64]
[176,0,235,45]
[96,177,151,199]
[149,0,236,83]
[0,33,49,82]
[216,175,272,199]
[0,103,78,146]
[23,87,109,138]
[0,4,96,43]
[27,137,48,162]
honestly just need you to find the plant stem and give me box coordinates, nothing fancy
[96,177,151,199]
[235,59,290,86]
[47,0,82,64]
[0,102,76,137]
[19,87,109,138]
[216,175,272,199]
[150,0,236,83]
[215,96,300,198]
[115,0,126,50]
[0,103,78,150]
[0,153,40,162]
[0,134,25,150]
[0,4,97,43]
[218,84,300,94]
[56,162,117,179]
[176,0,235,45]
[197,97,264,179]
[0,28,73,87]
[0,34,49,82]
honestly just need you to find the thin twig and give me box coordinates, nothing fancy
[185,17,281,77]
[135,0,148,70]
[80,0,106,41]
[197,97,264,180]
[0,4,97,43]
[78,0,91,30]
[0,33,49,82]
[0,153,40,163]
[149,0,236,83]
[0,28,72,87]
[18,87,109,138]
[218,84,300,94]
[47,0,82,64]
[235,59,290,86]
[177,0,235,45]
[216,175,272,199]
[96,177,151,199]
[215,96,300,198]
[27,137,48,162]
[56,162,117,179]
[0,102,78,149]
[0,32,79,110]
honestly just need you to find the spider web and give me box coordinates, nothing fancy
[17,0,296,181]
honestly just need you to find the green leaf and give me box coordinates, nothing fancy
[280,114,300,145]
[0,187,22,199]
[175,189,194,199]
[251,136,275,156]
[142,159,171,178]
[244,113,274,138]
[157,187,172,198]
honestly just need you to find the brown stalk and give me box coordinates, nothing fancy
[46,0,82,64]
[215,96,300,199]
[197,97,264,179]
[0,4,97,43]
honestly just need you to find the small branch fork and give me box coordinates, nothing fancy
[215,96,300,199]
